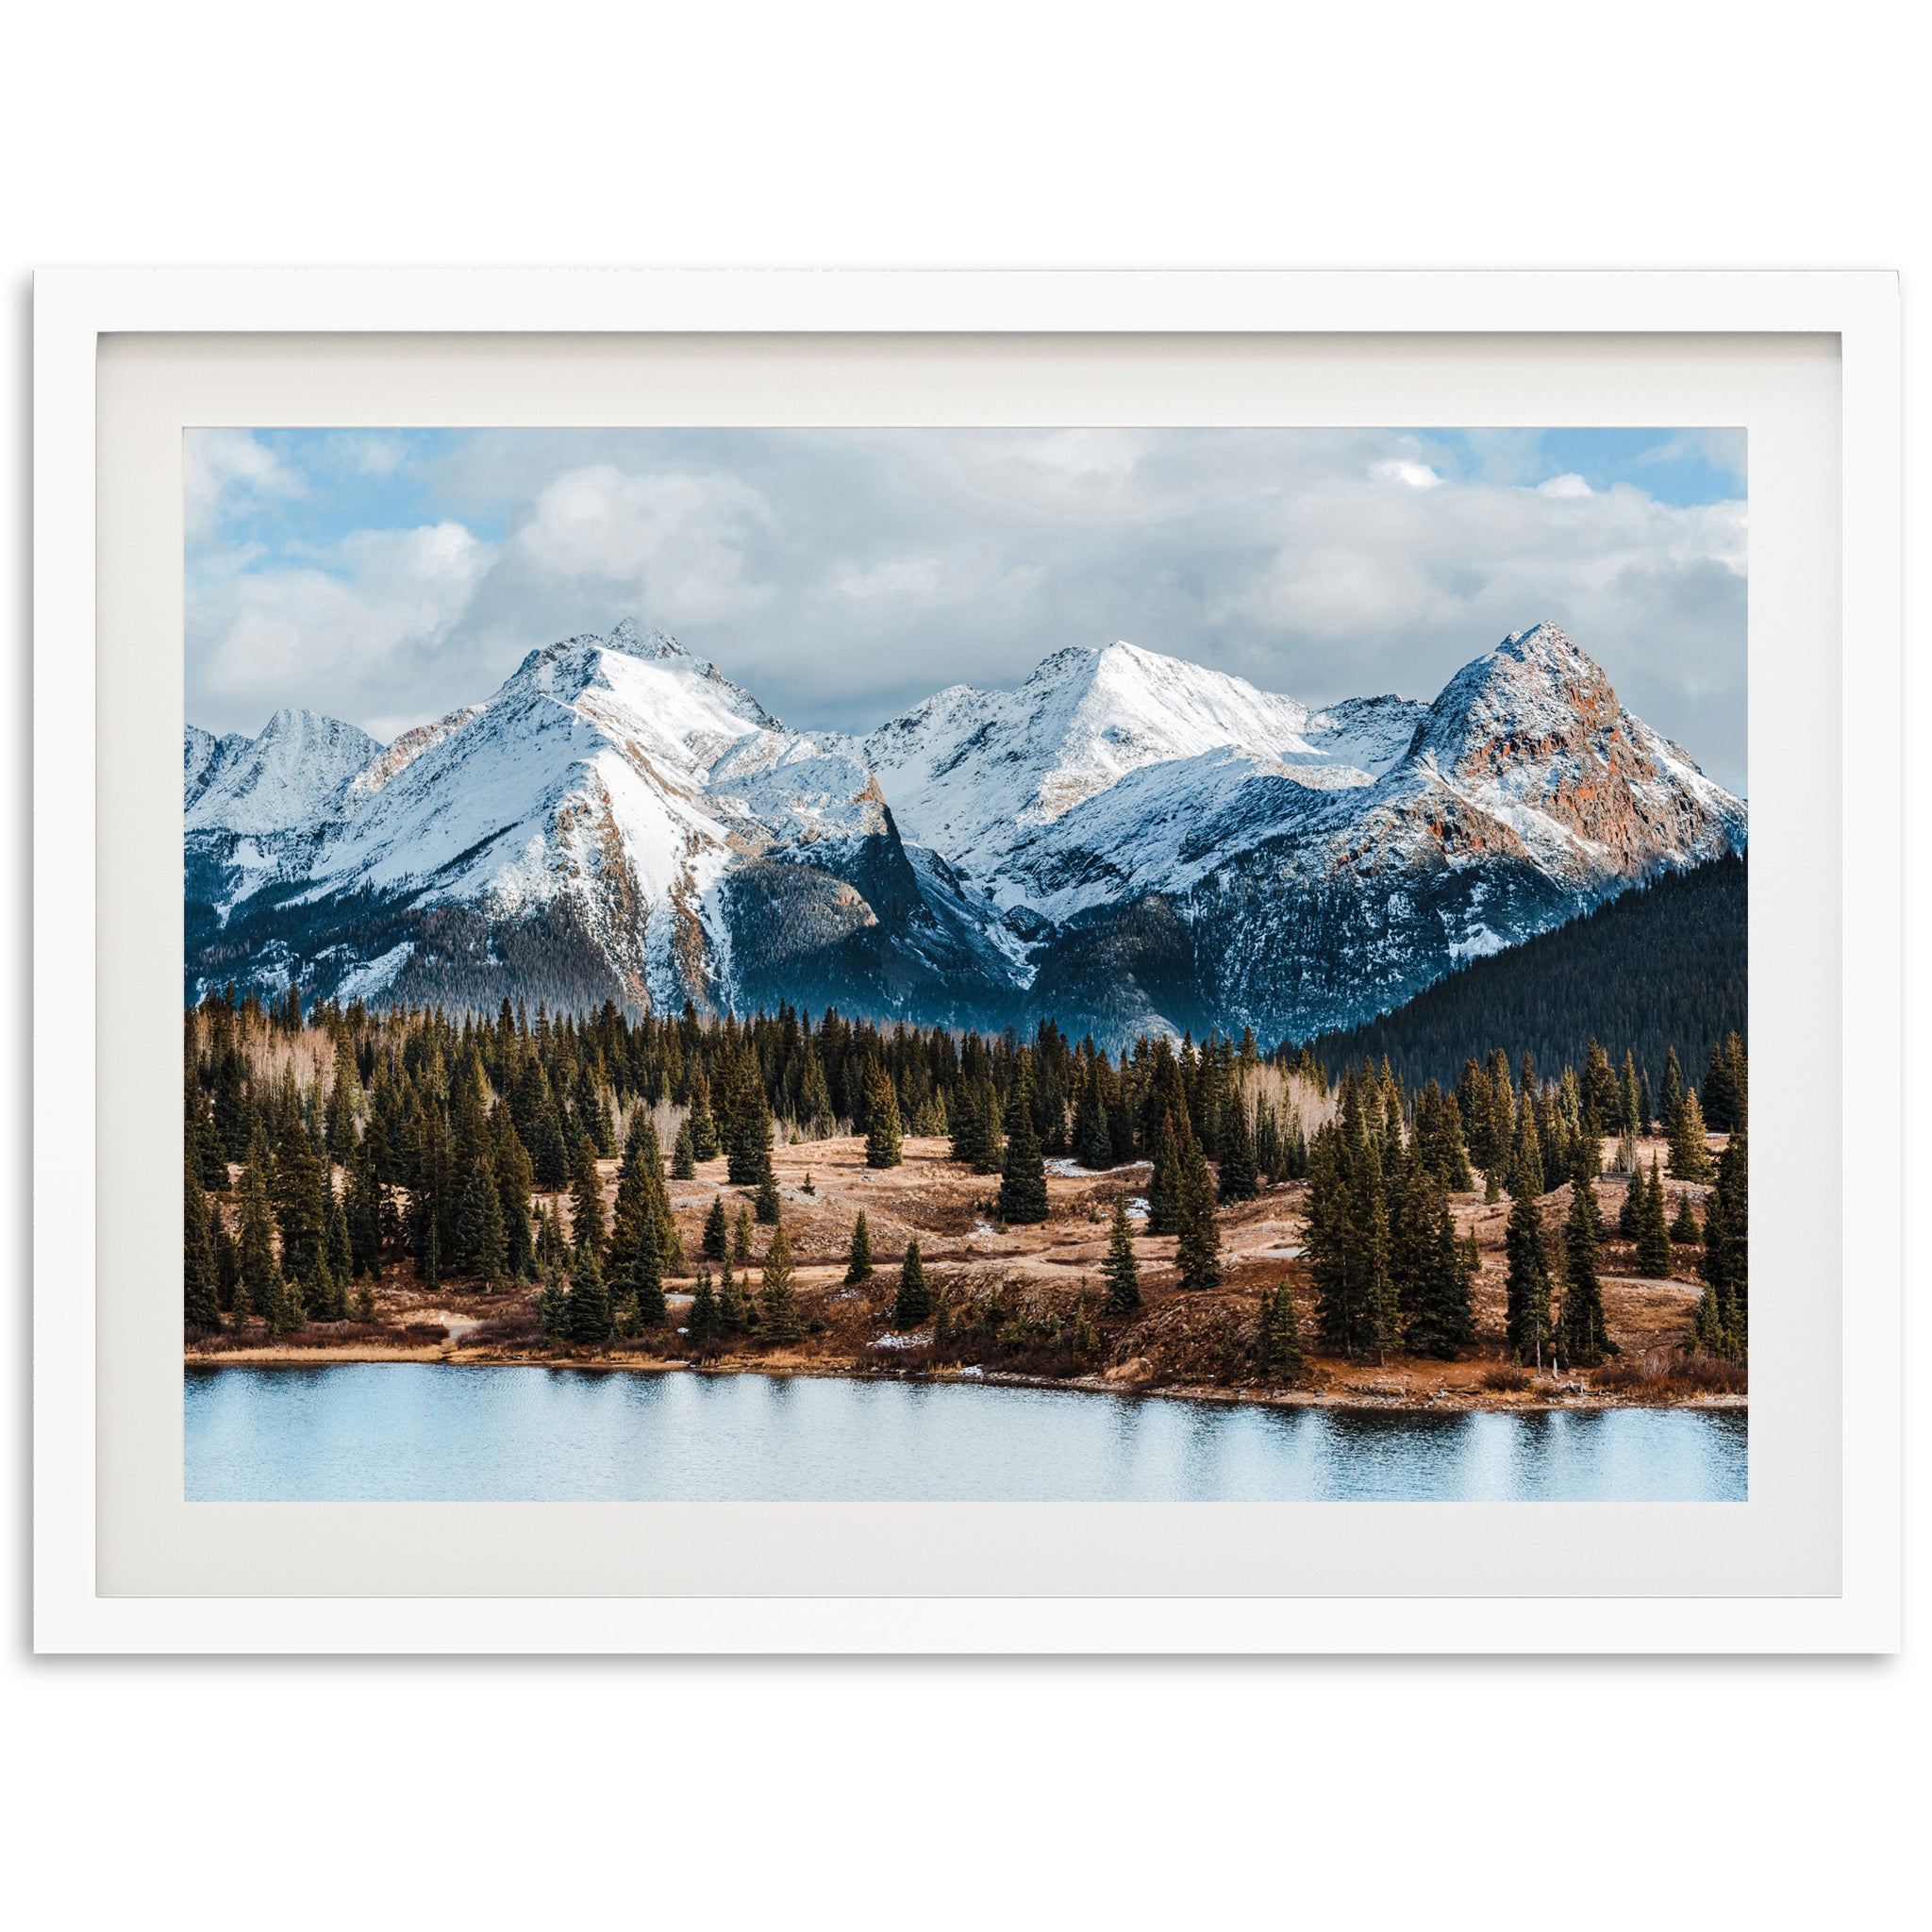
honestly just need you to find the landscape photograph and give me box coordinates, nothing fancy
[180,425,1749,1501]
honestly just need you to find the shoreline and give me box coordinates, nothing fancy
[183,1345,1747,1415]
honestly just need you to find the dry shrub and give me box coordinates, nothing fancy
[470,1307,542,1345]
[1478,1364,1533,1392]
[395,1322,449,1344]
[1593,1348,1747,1397]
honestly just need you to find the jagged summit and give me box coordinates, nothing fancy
[184,707,380,838]
[185,618,1745,1045]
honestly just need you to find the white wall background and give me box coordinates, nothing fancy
[2,5,1920,1926]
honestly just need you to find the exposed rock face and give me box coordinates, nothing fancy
[184,620,1745,1046]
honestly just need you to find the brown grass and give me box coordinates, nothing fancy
[1592,1348,1747,1398]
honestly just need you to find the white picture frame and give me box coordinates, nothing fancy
[34,269,1901,1653]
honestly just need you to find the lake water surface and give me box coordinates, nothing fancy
[185,1364,1746,1502]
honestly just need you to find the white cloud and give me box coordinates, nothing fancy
[186,427,1750,791]
[1538,473,1594,498]
[190,523,494,729]
[1636,428,1747,482]
[1373,459,1442,490]
[832,556,947,600]
[514,463,772,619]
[184,429,305,541]
[323,431,410,477]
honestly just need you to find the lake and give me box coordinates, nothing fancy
[184,1365,1747,1502]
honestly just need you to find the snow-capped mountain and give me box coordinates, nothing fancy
[185,619,1746,1046]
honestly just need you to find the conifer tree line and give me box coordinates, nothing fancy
[183,984,1319,1333]
[182,978,1743,1367]
[1300,1031,1746,1367]
[1294,853,1746,1101]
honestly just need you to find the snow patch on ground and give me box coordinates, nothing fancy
[868,1330,929,1349]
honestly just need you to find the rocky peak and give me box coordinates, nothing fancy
[1410,621,1624,783]
[608,616,690,662]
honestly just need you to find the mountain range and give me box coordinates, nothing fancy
[184,618,1747,1048]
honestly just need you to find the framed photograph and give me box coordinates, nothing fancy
[34,270,1900,1652]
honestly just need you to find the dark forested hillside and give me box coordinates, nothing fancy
[1296,856,1745,1093]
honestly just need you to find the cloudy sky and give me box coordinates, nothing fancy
[186,424,1748,791]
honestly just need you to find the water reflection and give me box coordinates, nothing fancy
[185,1366,1746,1504]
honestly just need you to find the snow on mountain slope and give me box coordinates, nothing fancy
[1300,693,1430,777]
[183,724,251,808]
[184,616,1746,1044]
[344,705,485,805]
[281,620,894,1012]
[858,640,1373,889]
[185,707,382,838]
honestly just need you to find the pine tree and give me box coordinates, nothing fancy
[1669,1088,1717,1182]
[1145,1109,1185,1235]
[733,1203,755,1265]
[1504,1185,1554,1367]
[998,1073,1050,1225]
[235,1153,282,1328]
[1073,1068,1112,1171]
[1702,1038,1740,1134]
[1257,1281,1306,1382]
[1217,1090,1258,1203]
[1617,1172,1643,1241]
[309,1248,348,1324]
[1635,1159,1674,1277]
[1672,1191,1704,1245]
[325,1033,363,1160]
[1657,1049,1684,1136]
[974,1082,1007,1175]
[568,1134,605,1259]
[455,1162,507,1284]
[715,1264,745,1335]
[702,1195,729,1262]
[209,1198,240,1312]
[1173,1134,1223,1291]
[1307,1120,1390,1361]
[1621,1051,1643,1141]
[671,1120,696,1180]
[1098,1193,1142,1315]
[687,1075,720,1161]
[1688,1278,1729,1356]
[629,1208,668,1327]
[493,1117,536,1280]
[566,1241,612,1346]
[755,1171,782,1224]
[892,1237,931,1327]
[688,1074,718,1158]
[183,1145,221,1333]
[687,1268,721,1349]
[727,1074,776,1189]
[1510,1100,1545,1200]
[949,1080,989,1168]
[864,1065,904,1170]
[1558,1176,1610,1367]
[758,1222,803,1341]
[843,1210,874,1284]
[1406,1195,1474,1359]
[1697,1120,1749,1357]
